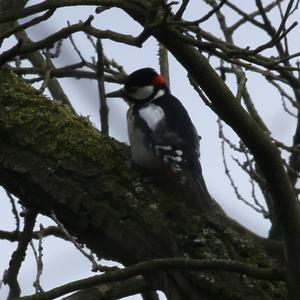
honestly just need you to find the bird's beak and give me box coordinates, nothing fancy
[105,88,125,98]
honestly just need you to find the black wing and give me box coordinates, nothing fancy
[150,95,213,211]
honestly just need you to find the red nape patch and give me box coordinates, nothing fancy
[152,74,165,86]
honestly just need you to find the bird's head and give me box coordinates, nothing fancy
[106,68,168,104]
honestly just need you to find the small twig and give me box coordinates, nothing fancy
[0,9,55,43]
[39,49,52,93]
[234,67,247,103]
[96,38,109,135]
[273,138,300,154]
[5,191,20,233]
[222,64,270,132]
[217,118,242,152]
[30,224,44,293]
[249,177,269,218]
[249,21,297,56]
[280,95,297,117]
[49,39,63,58]
[0,226,67,242]
[158,42,170,89]
[218,119,266,215]
[228,0,281,32]
[50,212,99,272]
[3,210,37,299]
[187,74,213,109]
[95,5,111,14]
[0,16,94,67]
[13,27,75,113]
[85,32,97,49]
[283,159,300,179]
[269,79,300,112]
[174,0,189,19]
[67,20,91,68]
[273,51,300,65]
[276,0,290,55]
[195,0,227,24]
[231,154,269,216]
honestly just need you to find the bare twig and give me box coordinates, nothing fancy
[0,226,66,242]
[234,67,247,103]
[218,119,267,215]
[67,21,90,67]
[50,212,99,272]
[96,38,109,135]
[0,16,94,67]
[0,9,55,42]
[39,49,52,93]
[14,28,74,111]
[3,210,37,299]
[5,191,20,233]
[193,0,227,24]
[228,0,282,32]
[249,21,297,56]
[188,74,213,109]
[30,224,44,293]
[158,42,170,89]
[280,95,297,117]
[174,0,189,19]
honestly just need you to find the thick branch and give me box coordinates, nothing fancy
[62,276,153,300]
[15,258,284,300]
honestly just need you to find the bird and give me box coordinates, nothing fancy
[106,68,213,212]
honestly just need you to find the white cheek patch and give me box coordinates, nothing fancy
[139,104,165,131]
[130,85,154,100]
[152,89,166,100]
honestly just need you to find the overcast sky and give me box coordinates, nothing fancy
[0,1,299,299]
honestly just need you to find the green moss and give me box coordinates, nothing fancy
[0,66,130,176]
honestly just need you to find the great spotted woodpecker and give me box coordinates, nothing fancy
[106,68,213,212]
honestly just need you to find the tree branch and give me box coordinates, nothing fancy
[0,226,66,242]
[0,9,55,42]
[14,258,284,300]
[62,276,154,300]
[3,210,37,299]
[0,16,94,67]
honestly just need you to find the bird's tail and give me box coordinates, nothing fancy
[180,170,214,212]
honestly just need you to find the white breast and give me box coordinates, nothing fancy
[138,103,165,131]
[127,106,160,169]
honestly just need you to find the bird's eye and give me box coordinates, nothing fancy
[127,86,138,93]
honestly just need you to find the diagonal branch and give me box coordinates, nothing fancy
[0,16,94,66]
[0,9,55,42]
[0,0,142,24]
